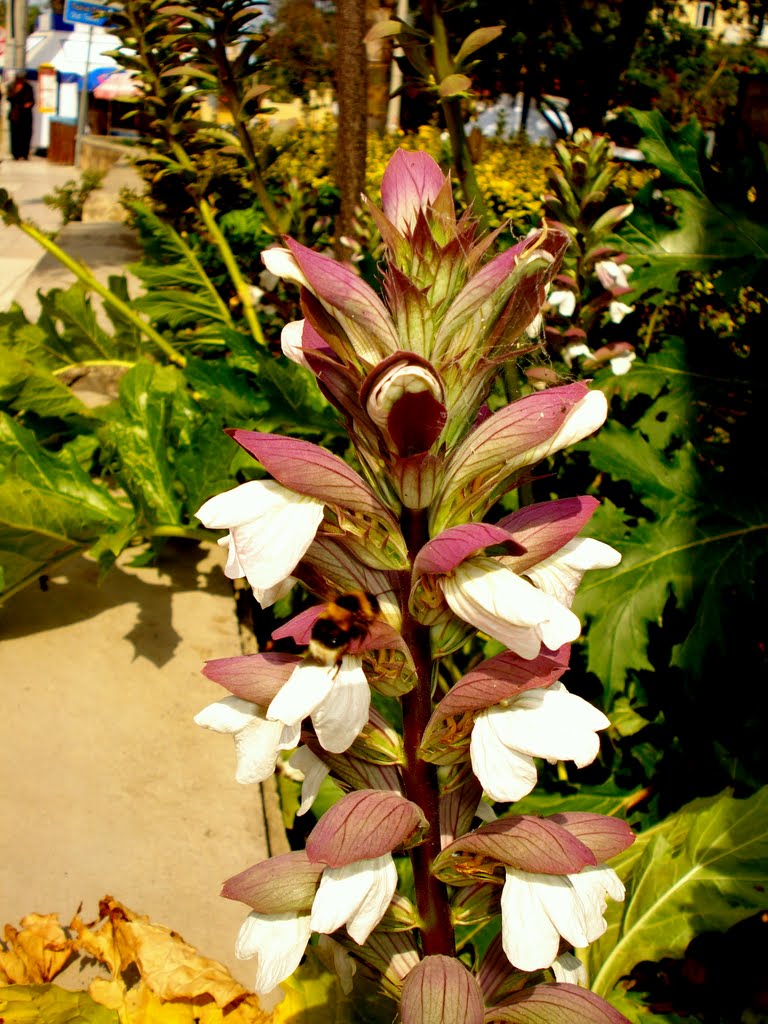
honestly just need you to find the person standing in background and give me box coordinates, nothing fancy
[8,73,35,160]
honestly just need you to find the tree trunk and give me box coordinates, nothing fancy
[335,0,368,245]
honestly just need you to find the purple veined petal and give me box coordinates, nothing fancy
[267,660,336,728]
[435,815,596,878]
[487,683,609,768]
[428,645,570,720]
[501,868,566,971]
[495,497,600,570]
[491,982,633,1023]
[524,538,622,607]
[413,522,524,577]
[442,557,582,660]
[282,237,399,364]
[470,711,539,803]
[400,954,485,1024]
[361,353,447,458]
[202,652,299,706]
[306,789,426,867]
[547,813,635,863]
[381,149,448,233]
[226,430,403,527]
[222,850,323,914]
[432,383,607,532]
[235,910,312,995]
[432,224,569,363]
[311,655,371,753]
[289,746,330,816]
[439,772,484,850]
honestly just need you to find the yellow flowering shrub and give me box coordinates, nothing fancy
[266,121,650,234]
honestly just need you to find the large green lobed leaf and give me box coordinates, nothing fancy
[585,788,768,998]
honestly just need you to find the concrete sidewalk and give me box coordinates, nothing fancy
[0,152,144,314]
[0,156,280,985]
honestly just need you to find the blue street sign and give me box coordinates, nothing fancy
[63,0,116,27]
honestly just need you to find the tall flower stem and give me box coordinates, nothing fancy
[421,0,488,228]
[400,507,455,957]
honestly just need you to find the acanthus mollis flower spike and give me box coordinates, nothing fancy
[400,955,485,1024]
[430,382,608,533]
[195,479,324,607]
[262,238,399,368]
[226,429,409,571]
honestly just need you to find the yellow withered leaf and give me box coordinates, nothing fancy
[0,914,76,984]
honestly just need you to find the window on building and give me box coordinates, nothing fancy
[696,2,716,29]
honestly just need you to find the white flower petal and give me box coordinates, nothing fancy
[311,655,370,753]
[232,716,285,784]
[568,865,625,943]
[549,289,576,317]
[310,855,396,944]
[235,911,312,994]
[344,854,398,944]
[317,935,357,995]
[549,390,608,452]
[289,746,330,816]
[501,868,562,971]
[194,695,260,735]
[562,342,593,367]
[218,534,245,578]
[252,575,298,609]
[552,952,588,986]
[608,300,635,324]
[443,558,581,659]
[196,480,324,601]
[489,683,609,768]
[509,869,592,963]
[610,351,636,375]
[525,537,621,607]
[281,319,309,366]
[470,711,538,802]
[261,247,310,288]
[267,660,336,728]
